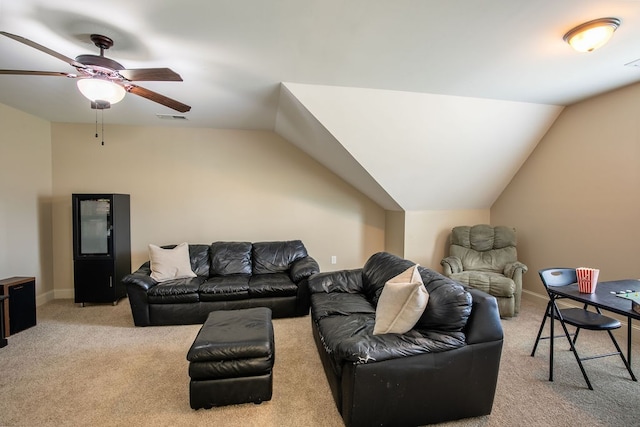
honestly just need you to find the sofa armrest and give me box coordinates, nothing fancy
[122,262,157,291]
[290,256,320,283]
[464,287,503,344]
[503,261,528,279]
[441,256,463,275]
[308,269,364,294]
[122,262,156,327]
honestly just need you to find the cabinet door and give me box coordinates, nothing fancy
[8,281,36,334]
[74,259,116,303]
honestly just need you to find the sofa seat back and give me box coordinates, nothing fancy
[209,242,252,275]
[183,244,211,277]
[362,252,414,304]
[360,252,472,333]
[152,243,212,278]
[252,240,308,274]
[208,240,309,277]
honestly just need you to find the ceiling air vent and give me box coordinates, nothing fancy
[156,114,188,120]
[624,59,640,68]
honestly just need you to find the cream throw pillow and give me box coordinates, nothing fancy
[149,242,197,282]
[373,264,429,335]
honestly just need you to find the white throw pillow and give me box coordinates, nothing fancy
[373,264,429,335]
[148,242,197,282]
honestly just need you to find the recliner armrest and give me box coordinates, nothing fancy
[290,256,320,283]
[503,261,528,279]
[441,256,463,275]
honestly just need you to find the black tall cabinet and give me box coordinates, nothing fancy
[72,194,131,306]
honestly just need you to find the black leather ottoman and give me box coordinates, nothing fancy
[187,307,274,409]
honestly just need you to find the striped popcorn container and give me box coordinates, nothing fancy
[576,267,599,293]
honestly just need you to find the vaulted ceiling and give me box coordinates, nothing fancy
[1,1,639,210]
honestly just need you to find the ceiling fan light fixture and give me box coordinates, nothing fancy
[563,17,621,52]
[77,78,126,104]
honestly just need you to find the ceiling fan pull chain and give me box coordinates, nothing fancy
[95,108,98,138]
[101,109,105,146]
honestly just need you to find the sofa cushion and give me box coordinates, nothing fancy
[373,265,429,335]
[316,313,466,373]
[252,240,308,274]
[311,292,375,320]
[149,242,197,282]
[210,241,252,275]
[199,275,250,301]
[248,273,298,298]
[147,276,203,303]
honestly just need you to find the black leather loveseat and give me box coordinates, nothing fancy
[309,252,503,427]
[124,240,319,326]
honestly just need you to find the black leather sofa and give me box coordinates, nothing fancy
[124,240,319,326]
[309,252,503,427]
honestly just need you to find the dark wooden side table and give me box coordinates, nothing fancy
[0,276,37,337]
[0,295,7,348]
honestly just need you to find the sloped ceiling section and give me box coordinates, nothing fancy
[275,84,402,211]
[277,82,564,211]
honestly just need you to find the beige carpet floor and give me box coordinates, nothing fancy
[0,295,638,426]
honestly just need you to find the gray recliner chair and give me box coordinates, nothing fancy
[441,224,527,318]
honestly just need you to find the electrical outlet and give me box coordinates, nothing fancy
[331,255,337,264]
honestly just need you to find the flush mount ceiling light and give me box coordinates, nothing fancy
[563,17,621,52]
[77,78,126,107]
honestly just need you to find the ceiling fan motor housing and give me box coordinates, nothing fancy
[75,54,124,75]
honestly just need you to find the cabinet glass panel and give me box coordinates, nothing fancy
[79,198,111,255]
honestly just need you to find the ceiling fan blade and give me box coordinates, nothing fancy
[0,69,76,77]
[119,68,183,82]
[127,84,191,113]
[0,31,86,70]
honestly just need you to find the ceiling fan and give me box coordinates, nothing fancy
[0,31,191,112]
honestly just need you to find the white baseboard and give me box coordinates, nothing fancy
[35,290,55,307]
[54,288,74,300]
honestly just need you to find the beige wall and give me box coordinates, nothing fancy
[0,104,53,304]
[492,82,640,297]
[384,210,405,256]
[50,123,386,296]
[403,209,490,270]
[12,79,639,302]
